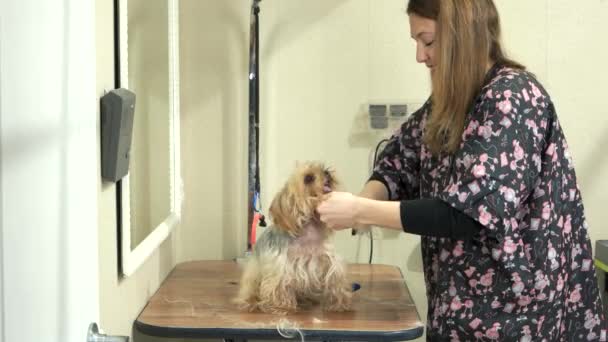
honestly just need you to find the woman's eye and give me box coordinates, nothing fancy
[425,40,435,47]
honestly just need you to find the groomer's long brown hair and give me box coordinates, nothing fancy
[407,0,525,154]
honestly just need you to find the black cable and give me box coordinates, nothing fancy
[368,138,390,264]
[113,0,123,273]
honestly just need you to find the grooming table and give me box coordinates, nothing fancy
[135,260,424,341]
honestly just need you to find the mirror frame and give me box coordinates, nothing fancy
[118,0,181,276]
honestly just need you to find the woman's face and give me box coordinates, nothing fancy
[409,14,437,70]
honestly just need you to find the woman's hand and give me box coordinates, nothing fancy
[317,192,362,230]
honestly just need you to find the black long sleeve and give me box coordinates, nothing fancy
[400,198,482,239]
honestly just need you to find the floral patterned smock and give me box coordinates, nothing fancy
[372,64,607,341]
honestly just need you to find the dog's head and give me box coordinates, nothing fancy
[269,162,338,237]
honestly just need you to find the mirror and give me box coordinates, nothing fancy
[118,0,181,276]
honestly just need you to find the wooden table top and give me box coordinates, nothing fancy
[135,260,423,341]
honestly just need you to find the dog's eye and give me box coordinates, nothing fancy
[304,174,315,184]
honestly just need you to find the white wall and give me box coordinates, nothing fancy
[178,0,250,262]
[95,0,179,339]
[0,14,4,341]
[0,0,99,341]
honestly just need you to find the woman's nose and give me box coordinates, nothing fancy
[416,44,427,64]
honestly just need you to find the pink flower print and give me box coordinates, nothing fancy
[449,278,457,296]
[546,143,556,156]
[449,330,460,342]
[500,152,508,167]
[549,290,556,302]
[479,153,489,163]
[448,183,459,195]
[511,272,524,293]
[478,206,492,226]
[478,125,492,139]
[440,249,450,261]
[548,245,559,270]
[520,325,532,342]
[474,331,484,341]
[439,302,450,315]
[468,181,481,195]
[450,296,463,311]
[584,309,599,330]
[582,259,592,272]
[480,268,495,287]
[469,278,478,288]
[503,187,516,202]
[500,116,512,128]
[531,83,542,98]
[504,89,512,98]
[491,297,502,309]
[453,241,464,257]
[498,99,513,114]
[569,284,582,304]
[569,188,576,201]
[503,302,515,313]
[472,164,486,178]
[464,267,476,278]
[518,295,532,311]
[486,323,501,340]
[534,271,548,293]
[503,237,518,254]
[556,275,565,292]
[462,154,473,169]
[564,215,572,234]
[532,153,542,171]
[467,120,480,133]
[525,118,537,130]
[510,160,518,171]
[513,141,525,161]
[491,248,502,261]
[486,89,493,99]
[542,202,551,220]
[458,192,469,203]
[463,299,474,318]
[524,244,532,261]
[522,88,530,102]
[469,318,482,330]
[393,157,402,170]
[530,218,540,230]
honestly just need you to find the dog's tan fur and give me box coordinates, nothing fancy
[235,162,352,314]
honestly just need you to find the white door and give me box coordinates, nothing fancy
[0,0,103,341]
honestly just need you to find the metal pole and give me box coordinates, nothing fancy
[247,0,262,252]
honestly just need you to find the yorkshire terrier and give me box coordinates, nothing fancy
[235,162,353,314]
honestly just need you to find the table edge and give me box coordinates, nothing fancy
[134,320,424,341]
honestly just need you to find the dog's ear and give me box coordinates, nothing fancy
[269,187,300,236]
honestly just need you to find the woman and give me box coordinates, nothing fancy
[317,0,607,340]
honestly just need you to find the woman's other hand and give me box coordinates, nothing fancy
[317,192,361,230]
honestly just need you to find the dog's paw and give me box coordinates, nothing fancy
[323,290,353,312]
